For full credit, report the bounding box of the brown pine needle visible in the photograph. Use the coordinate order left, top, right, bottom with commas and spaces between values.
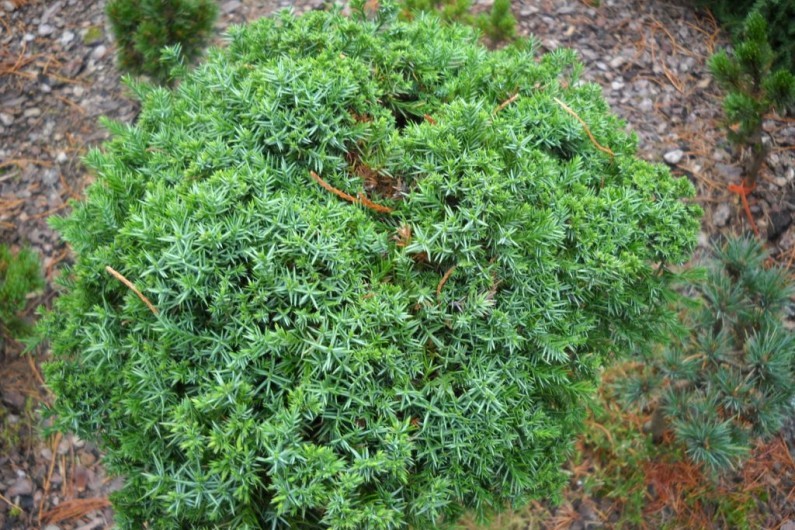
494, 92, 520, 114
553, 97, 615, 158
310, 170, 358, 203
38, 432, 62, 523
0, 493, 21, 512
436, 265, 457, 300
357, 193, 394, 214
310, 171, 393, 214
41, 497, 111, 524
105, 266, 159, 315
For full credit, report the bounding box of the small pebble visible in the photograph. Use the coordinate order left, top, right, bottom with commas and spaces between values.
714, 203, 731, 227
663, 149, 684, 165
38, 24, 55, 36
91, 45, 107, 60
60, 30, 75, 45
56, 151, 68, 164
5, 476, 33, 497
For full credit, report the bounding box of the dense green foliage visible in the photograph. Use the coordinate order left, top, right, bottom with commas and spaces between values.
0, 244, 42, 344
709, 12, 795, 181
696, 0, 795, 73
44, 3, 699, 528
106, 0, 218, 84
620, 237, 795, 473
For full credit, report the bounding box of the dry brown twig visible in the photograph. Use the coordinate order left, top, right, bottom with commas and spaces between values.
494, 92, 519, 114
105, 266, 159, 315
309, 170, 393, 214
553, 97, 615, 158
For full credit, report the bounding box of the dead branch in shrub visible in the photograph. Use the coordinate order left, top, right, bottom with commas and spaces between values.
423, 114, 437, 124
41, 497, 112, 524
310, 170, 393, 214
105, 266, 159, 315
346, 151, 403, 200
553, 97, 615, 158
436, 265, 457, 300
393, 224, 412, 247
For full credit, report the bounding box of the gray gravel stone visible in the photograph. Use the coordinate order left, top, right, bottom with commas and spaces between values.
38, 23, 55, 36
91, 45, 107, 60
5, 476, 33, 497
714, 203, 731, 227
60, 30, 75, 44
663, 149, 684, 165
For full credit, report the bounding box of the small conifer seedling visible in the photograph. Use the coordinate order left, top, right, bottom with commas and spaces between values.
620, 237, 795, 474
0, 244, 42, 346
477, 0, 516, 42
709, 11, 795, 182
400, 0, 474, 24
44, 3, 700, 528
106, 0, 218, 84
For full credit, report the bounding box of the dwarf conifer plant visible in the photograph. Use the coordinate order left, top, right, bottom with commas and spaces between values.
0, 244, 42, 345
106, 0, 218, 84
620, 237, 795, 473
44, 3, 700, 528
476, 0, 516, 42
709, 12, 795, 181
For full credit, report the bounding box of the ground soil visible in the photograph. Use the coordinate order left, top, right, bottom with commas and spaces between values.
1, 0, 794, 528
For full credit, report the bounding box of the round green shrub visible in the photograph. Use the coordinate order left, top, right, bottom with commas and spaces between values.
44, 4, 700, 529
106, 0, 218, 84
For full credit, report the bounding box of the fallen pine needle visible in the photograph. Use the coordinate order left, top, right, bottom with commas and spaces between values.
38, 432, 62, 523
105, 266, 159, 315
436, 265, 457, 299
0, 493, 21, 512
41, 497, 111, 524
494, 92, 519, 114
357, 192, 393, 214
553, 97, 615, 158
